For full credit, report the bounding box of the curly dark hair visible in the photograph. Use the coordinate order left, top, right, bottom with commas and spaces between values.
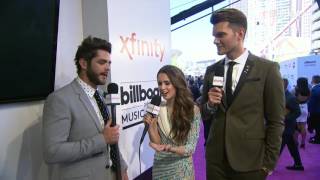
74, 36, 111, 74
157, 65, 195, 144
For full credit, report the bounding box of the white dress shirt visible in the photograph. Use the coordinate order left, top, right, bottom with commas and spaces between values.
224, 49, 249, 93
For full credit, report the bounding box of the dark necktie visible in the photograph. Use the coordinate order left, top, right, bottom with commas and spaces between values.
94, 91, 118, 172
226, 61, 236, 106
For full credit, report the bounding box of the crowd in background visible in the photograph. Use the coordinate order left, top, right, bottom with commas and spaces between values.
292, 75, 320, 146
186, 75, 203, 101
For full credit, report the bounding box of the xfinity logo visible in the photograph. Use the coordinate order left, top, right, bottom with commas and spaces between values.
120, 84, 159, 105
120, 32, 165, 62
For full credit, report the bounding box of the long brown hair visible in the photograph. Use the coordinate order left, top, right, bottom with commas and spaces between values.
157, 65, 194, 144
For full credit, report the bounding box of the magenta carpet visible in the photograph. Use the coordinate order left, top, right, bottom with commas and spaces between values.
193, 123, 320, 180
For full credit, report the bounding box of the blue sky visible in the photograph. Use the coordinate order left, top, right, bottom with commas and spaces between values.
170, 0, 232, 75
170, 0, 230, 63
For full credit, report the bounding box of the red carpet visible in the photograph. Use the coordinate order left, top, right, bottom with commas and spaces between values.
193, 124, 320, 180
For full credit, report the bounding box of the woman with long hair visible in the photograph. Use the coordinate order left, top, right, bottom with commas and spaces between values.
144, 65, 200, 179
294, 77, 310, 149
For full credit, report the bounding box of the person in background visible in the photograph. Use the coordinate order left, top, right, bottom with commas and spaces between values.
200, 8, 284, 179
43, 36, 128, 180
197, 75, 204, 89
308, 75, 320, 144
144, 65, 200, 179
189, 78, 201, 101
294, 77, 310, 149
195, 85, 211, 146
281, 78, 304, 171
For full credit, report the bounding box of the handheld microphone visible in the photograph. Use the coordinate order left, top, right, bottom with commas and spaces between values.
105, 83, 122, 180
208, 65, 225, 110
105, 83, 120, 126
139, 95, 161, 145
104, 83, 120, 104
211, 65, 224, 88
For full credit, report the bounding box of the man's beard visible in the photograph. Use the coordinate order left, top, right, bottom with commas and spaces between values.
87, 66, 105, 86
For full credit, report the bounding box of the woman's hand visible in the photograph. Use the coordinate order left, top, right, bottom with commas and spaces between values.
149, 142, 186, 156
143, 114, 161, 144
143, 114, 158, 131
149, 142, 165, 152
149, 142, 172, 152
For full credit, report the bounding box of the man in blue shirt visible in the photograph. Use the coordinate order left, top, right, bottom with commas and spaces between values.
308, 75, 320, 144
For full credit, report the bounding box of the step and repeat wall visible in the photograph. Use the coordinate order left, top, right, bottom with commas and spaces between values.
106, 1, 171, 179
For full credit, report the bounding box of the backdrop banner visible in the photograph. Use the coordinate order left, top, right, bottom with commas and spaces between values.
280, 55, 320, 89
106, 1, 171, 179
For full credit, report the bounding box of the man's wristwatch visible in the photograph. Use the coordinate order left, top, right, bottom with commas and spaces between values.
261, 167, 273, 176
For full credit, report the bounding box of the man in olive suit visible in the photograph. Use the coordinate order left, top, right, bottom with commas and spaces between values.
201, 9, 284, 180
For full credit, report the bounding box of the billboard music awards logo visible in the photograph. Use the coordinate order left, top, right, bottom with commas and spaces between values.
304, 60, 316, 67
120, 32, 165, 62
119, 84, 159, 128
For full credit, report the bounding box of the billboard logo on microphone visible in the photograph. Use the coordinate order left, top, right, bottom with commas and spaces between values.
146, 104, 160, 116
212, 76, 224, 87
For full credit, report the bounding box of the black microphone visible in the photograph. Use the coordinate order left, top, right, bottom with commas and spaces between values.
107, 83, 118, 94
105, 83, 122, 180
105, 83, 120, 126
211, 65, 224, 88
139, 95, 161, 145
208, 65, 225, 110
104, 83, 118, 97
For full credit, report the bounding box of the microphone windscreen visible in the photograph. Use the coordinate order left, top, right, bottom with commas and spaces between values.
215, 65, 224, 77
107, 83, 118, 94
150, 95, 161, 106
